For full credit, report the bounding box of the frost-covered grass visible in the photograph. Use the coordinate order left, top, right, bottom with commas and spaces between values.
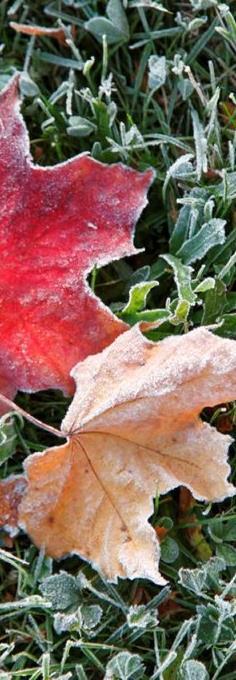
1, 1, 236, 678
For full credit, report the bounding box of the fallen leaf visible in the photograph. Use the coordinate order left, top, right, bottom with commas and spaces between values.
0, 476, 27, 535
0, 75, 153, 397
217, 413, 234, 433
18, 326, 236, 584
131, 585, 150, 606
155, 525, 168, 541
10, 22, 76, 46
0, 533, 14, 548
178, 488, 212, 561
158, 591, 186, 620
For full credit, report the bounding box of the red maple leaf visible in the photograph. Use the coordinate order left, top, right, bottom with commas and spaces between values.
0, 75, 153, 397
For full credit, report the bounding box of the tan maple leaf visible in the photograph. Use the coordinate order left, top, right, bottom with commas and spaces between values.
13, 327, 236, 583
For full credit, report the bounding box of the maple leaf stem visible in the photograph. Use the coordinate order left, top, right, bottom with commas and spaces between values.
0, 393, 64, 439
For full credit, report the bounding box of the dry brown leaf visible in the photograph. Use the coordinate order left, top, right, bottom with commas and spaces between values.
158, 591, 186, 620
178, 487, 212, 561
18, 326, 236, 584
10, 22, 76, 45
0, 476, 27, 534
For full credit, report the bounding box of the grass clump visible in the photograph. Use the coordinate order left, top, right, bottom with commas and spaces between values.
0, 0, 236, 678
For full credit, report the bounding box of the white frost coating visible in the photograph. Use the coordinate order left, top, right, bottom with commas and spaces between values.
19, 325, 236, 585
4, 73, 235, 582
87, 221, 98, 230
0, 73, 155, 396
0, 72, 30, 159
63, 325, 236, 433
0, 474, 26, 535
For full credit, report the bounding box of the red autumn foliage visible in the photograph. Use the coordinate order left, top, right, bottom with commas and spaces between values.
0, 75, 153, 398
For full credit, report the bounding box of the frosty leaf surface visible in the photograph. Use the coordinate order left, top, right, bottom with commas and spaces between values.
0, 75, 153, 397
18, 326, 236, 584
10, 22, 70, 44
0, 476, 27, 535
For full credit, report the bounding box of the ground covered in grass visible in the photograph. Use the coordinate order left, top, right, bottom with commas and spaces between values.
1, 0, 236, 678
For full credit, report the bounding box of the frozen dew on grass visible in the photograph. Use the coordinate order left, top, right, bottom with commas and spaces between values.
1, 0, 236, 678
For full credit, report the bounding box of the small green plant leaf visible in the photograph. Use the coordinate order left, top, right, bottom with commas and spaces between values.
107, 0, 129, 37
201, 279, 227, 324
126, 266, 151, 287
161, 537, 179, 564
179, 566, 207, 596
162, 254, 196, 305
216, 543, 236, 566
129, 1, 169, 10
179, 557, 226, 597
216, 313, 236, 338
148, 55, 167, 90
171, 299, 191, 325
67, 116, 97, 138
85, 0, 129, 45
194, 277, 215, 293
85, 18, 125, 44
0, 413, 21, 466
40, 572, 81, 611
197, 596, 235, 646
127, 604, 158, 629
122, 281, 159, 316
105, 651, 145, 679
118, 279, 170, 326
19, 73, 40, 97
179, 659, 209, 680
163, 154, 194, 198
191, 108, 208, 180
170, 188, 208, 254
54, 604, 103, 634
223, 520, 236, 541
177, 219, 226, 264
